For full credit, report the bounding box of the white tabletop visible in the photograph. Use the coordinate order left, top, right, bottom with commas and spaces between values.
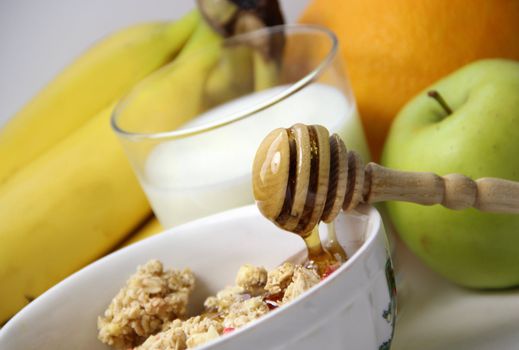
392, 237, 519, 350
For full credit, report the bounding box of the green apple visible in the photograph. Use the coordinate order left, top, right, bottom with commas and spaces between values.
381, 59, 519, 288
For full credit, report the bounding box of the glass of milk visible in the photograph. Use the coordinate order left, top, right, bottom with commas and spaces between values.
112, 25, 370, 228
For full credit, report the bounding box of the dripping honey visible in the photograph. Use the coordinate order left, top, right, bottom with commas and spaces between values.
301, 224, 347, 277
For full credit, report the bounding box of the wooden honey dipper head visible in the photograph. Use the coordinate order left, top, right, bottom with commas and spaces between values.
252, 123, 361, 235
252, 124, 519, 235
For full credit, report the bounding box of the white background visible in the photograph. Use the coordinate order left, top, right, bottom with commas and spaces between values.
0, 0, 309, 127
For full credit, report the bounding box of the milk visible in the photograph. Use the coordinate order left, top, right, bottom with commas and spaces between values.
142, 83, 369, 228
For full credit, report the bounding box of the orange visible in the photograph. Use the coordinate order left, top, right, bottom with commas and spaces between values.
300, 0, 519, 160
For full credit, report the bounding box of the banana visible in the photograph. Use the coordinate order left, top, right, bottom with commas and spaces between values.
0, 19, 226, 324
0, 103, 150, 322
204, 44, 255, 107
0, 10, 199, 185
117, 20, 223, 133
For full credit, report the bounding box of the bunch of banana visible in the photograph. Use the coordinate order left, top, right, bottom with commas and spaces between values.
0, 11, 222, 324
0, 0, 284, 324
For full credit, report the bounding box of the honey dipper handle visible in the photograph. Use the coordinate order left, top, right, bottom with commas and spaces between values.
363, 163, 519, 213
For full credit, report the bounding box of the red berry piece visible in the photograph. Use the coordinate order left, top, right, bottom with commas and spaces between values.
223, 327, 235, 334
322, 265, 339, 279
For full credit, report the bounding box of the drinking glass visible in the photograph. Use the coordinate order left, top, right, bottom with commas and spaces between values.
112, 24, 370, 228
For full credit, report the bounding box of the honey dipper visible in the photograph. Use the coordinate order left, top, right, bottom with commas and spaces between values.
252, 123, 519, 235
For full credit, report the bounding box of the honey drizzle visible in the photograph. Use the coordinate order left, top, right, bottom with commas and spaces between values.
302, 226, 336, 276
301, 222, 348, 277
324, 221, 348, 262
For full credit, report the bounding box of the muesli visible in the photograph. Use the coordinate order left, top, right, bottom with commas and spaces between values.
98, 259, 330, 349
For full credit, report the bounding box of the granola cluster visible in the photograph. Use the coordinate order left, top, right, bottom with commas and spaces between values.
97, 260, 195, 349
98, 261, 321, 350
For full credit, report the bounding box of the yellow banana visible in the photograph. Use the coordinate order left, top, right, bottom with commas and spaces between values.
0, 10, 199, 185
204, 45, 254, 107
117, 20, 223, 133
0, 19, 225, 324
0, 104, 150, 322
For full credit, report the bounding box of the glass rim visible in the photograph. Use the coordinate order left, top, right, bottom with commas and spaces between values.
111, 23, 338, 141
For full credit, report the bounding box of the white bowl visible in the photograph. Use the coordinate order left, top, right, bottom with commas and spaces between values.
0, 205, 395, 350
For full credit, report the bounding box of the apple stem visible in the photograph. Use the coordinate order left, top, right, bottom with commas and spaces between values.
427, 90, 452, 115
